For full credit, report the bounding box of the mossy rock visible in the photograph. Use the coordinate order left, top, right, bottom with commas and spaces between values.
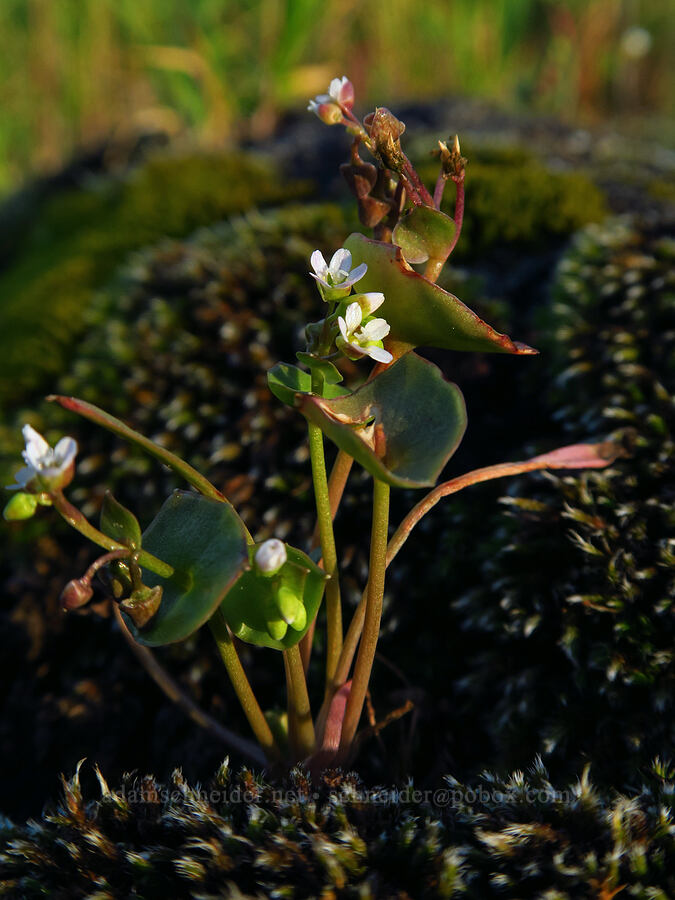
0, 151, 309, 408
0, 758, 673, 898
400, 217, 674, 786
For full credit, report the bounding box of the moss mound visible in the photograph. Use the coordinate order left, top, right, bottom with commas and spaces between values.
0, 152, 308, 407
422, 218, 674, 784
1, 759, 672, 898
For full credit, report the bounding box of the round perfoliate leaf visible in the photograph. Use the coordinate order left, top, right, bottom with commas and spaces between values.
297, 352, 467, 488
124, 491, 250, 646
3, 492, 38, 521
101, 490, 142, 549
221, 545, 327, 650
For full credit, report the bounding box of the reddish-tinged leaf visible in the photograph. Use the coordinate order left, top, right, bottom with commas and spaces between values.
344, 233, 537, 355
529, 440, 624, 469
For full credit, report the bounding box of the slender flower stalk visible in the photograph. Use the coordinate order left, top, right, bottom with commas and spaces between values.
51, 491, 173, 579
307, 419, 343, 685
302, 449, 355, 673
337, 478, 390, 760
209, 607, 281, 762
284, 645, 315, 758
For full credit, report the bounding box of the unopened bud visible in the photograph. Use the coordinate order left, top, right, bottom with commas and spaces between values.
308, 99, 343, 125
3, 492, 38, 521
266, 616, 288, 642
61, 578, 94, 610
255, 539, 287, 576
276, 586, 307, 631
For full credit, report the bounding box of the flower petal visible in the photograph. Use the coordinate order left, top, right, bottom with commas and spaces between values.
11, 466, 36, 488
365, 345, 393, 364
361, 317, 390, 342
328, 77, 345, 101
356, 292, 384, 315
344, 301, 363, 333
329, 248, 352, 280
22, 425, 50, 468
337, 316, 349, 341
54, 436, 78, 467
310, 250, 328, 278
343, 262, 367, 287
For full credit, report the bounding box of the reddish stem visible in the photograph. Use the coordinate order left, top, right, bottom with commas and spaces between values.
446, 173, 465, 257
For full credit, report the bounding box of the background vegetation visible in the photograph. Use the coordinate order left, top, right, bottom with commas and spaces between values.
0, 0, 672, 195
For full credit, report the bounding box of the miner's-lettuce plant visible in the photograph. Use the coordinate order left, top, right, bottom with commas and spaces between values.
4, 78, 622, 770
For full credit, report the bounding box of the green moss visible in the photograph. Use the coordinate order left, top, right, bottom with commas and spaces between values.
0, 152, 309, 408
1, 758, 672, 898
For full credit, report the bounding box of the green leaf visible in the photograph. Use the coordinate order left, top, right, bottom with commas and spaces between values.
221, 545, 327, 650
267, 362, 311, 406
297, 353, 467, 488
125, 491, 250, 646
344, 233, 537, 355
48, 395, 227, 502
392, 205, 456, 265
268, 361, 348, 406
100, 491, 142, 549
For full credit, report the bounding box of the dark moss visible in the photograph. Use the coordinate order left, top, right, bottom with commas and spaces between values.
1, 758, 672, 898
409, 218, 674, 786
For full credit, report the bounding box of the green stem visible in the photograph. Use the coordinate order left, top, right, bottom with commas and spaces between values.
51, 491, 173, 579
301, 448, 354, 673
284, 645, 315, 759
307, 421, 343, 686
209, 607, 280, 762
337, 478, 389, 760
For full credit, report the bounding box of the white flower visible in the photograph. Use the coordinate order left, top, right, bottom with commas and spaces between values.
307, 76, 354, 123
255, 538, 287, 576
8, 425, 78, 493
310, 248, 367, 300
337, 301, 393, 364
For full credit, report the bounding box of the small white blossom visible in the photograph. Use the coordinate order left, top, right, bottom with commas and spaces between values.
307, 76, 354, 123
8, 425, 78, 493
337, 301, 393, 364
255, 538, 287, 576
310, 248, 367, 300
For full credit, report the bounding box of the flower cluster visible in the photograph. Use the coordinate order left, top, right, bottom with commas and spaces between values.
309, 248, 393, 364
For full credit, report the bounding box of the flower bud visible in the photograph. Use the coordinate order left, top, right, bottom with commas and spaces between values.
61, 578, 94, 610
276, 586, 307, 631
266, 616, 288, 642
255, 538, 287, 576
3, 492, 38, 521
307, 99, 343, 125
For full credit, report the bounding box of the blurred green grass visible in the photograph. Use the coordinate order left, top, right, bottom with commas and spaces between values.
0, 0, 672, 196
